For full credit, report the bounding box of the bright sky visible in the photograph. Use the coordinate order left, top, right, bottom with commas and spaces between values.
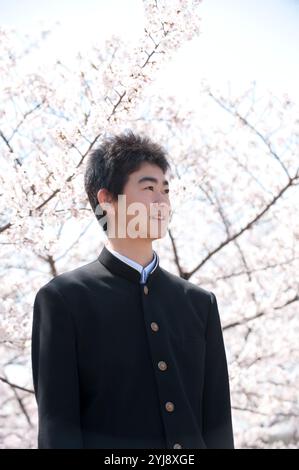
1, 0, 299, 100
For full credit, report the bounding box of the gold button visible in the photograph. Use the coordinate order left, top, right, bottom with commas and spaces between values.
144, 285, 149, 295
151, 322, 159, 332
173, 443, 182, 449
158, 361, 167, 371
165, 401, 175, 412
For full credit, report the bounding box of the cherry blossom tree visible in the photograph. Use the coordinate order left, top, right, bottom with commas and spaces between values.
1, 0, 298, 449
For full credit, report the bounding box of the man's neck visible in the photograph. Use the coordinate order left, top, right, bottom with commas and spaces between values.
106, 238, 154, 268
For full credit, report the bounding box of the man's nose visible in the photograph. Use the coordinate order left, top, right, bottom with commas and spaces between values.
152, 200, 171, 217
155, 191, 169, 203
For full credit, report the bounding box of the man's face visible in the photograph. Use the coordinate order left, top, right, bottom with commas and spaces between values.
109, 162, 172, 240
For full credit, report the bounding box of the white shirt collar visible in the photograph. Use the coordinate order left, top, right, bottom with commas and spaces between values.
105, 245, 158, 284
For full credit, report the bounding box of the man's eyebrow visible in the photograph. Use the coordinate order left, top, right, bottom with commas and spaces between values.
138, 176, 169, 186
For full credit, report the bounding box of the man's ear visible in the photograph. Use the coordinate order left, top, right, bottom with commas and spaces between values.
97, 189, 115, 217
97, 188, 111, 206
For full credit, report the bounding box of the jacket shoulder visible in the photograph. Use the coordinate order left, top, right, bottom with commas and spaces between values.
35, 259, 100, 298
159, 266, 212, 301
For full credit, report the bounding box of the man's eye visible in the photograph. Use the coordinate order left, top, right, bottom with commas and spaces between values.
144, 186, 169, 193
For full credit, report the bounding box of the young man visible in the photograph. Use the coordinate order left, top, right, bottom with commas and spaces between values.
31, 130, 234, 449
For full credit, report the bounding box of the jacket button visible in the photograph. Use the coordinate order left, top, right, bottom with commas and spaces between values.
144, 285, 149, 295
151, 322, 159, 332
165, 401, 175, 412
173, 443, 182, 449
158, 361, 167, 371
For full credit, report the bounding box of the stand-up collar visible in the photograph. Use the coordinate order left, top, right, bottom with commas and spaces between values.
98, 244, 160, 285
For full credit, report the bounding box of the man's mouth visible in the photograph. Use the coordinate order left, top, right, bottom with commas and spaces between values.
150, 215, 166, 220
150, 205, 170, 221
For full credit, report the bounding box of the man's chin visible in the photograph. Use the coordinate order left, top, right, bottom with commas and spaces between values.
148, 228, 168, 240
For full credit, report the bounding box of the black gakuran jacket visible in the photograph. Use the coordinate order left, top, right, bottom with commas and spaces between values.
31, 245, 234, 449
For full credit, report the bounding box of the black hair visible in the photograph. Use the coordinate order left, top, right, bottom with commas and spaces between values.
84, 129, 171, 231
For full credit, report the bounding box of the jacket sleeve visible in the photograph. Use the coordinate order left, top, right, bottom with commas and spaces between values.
202, 291, 234, 448
31, 282, 83, 448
